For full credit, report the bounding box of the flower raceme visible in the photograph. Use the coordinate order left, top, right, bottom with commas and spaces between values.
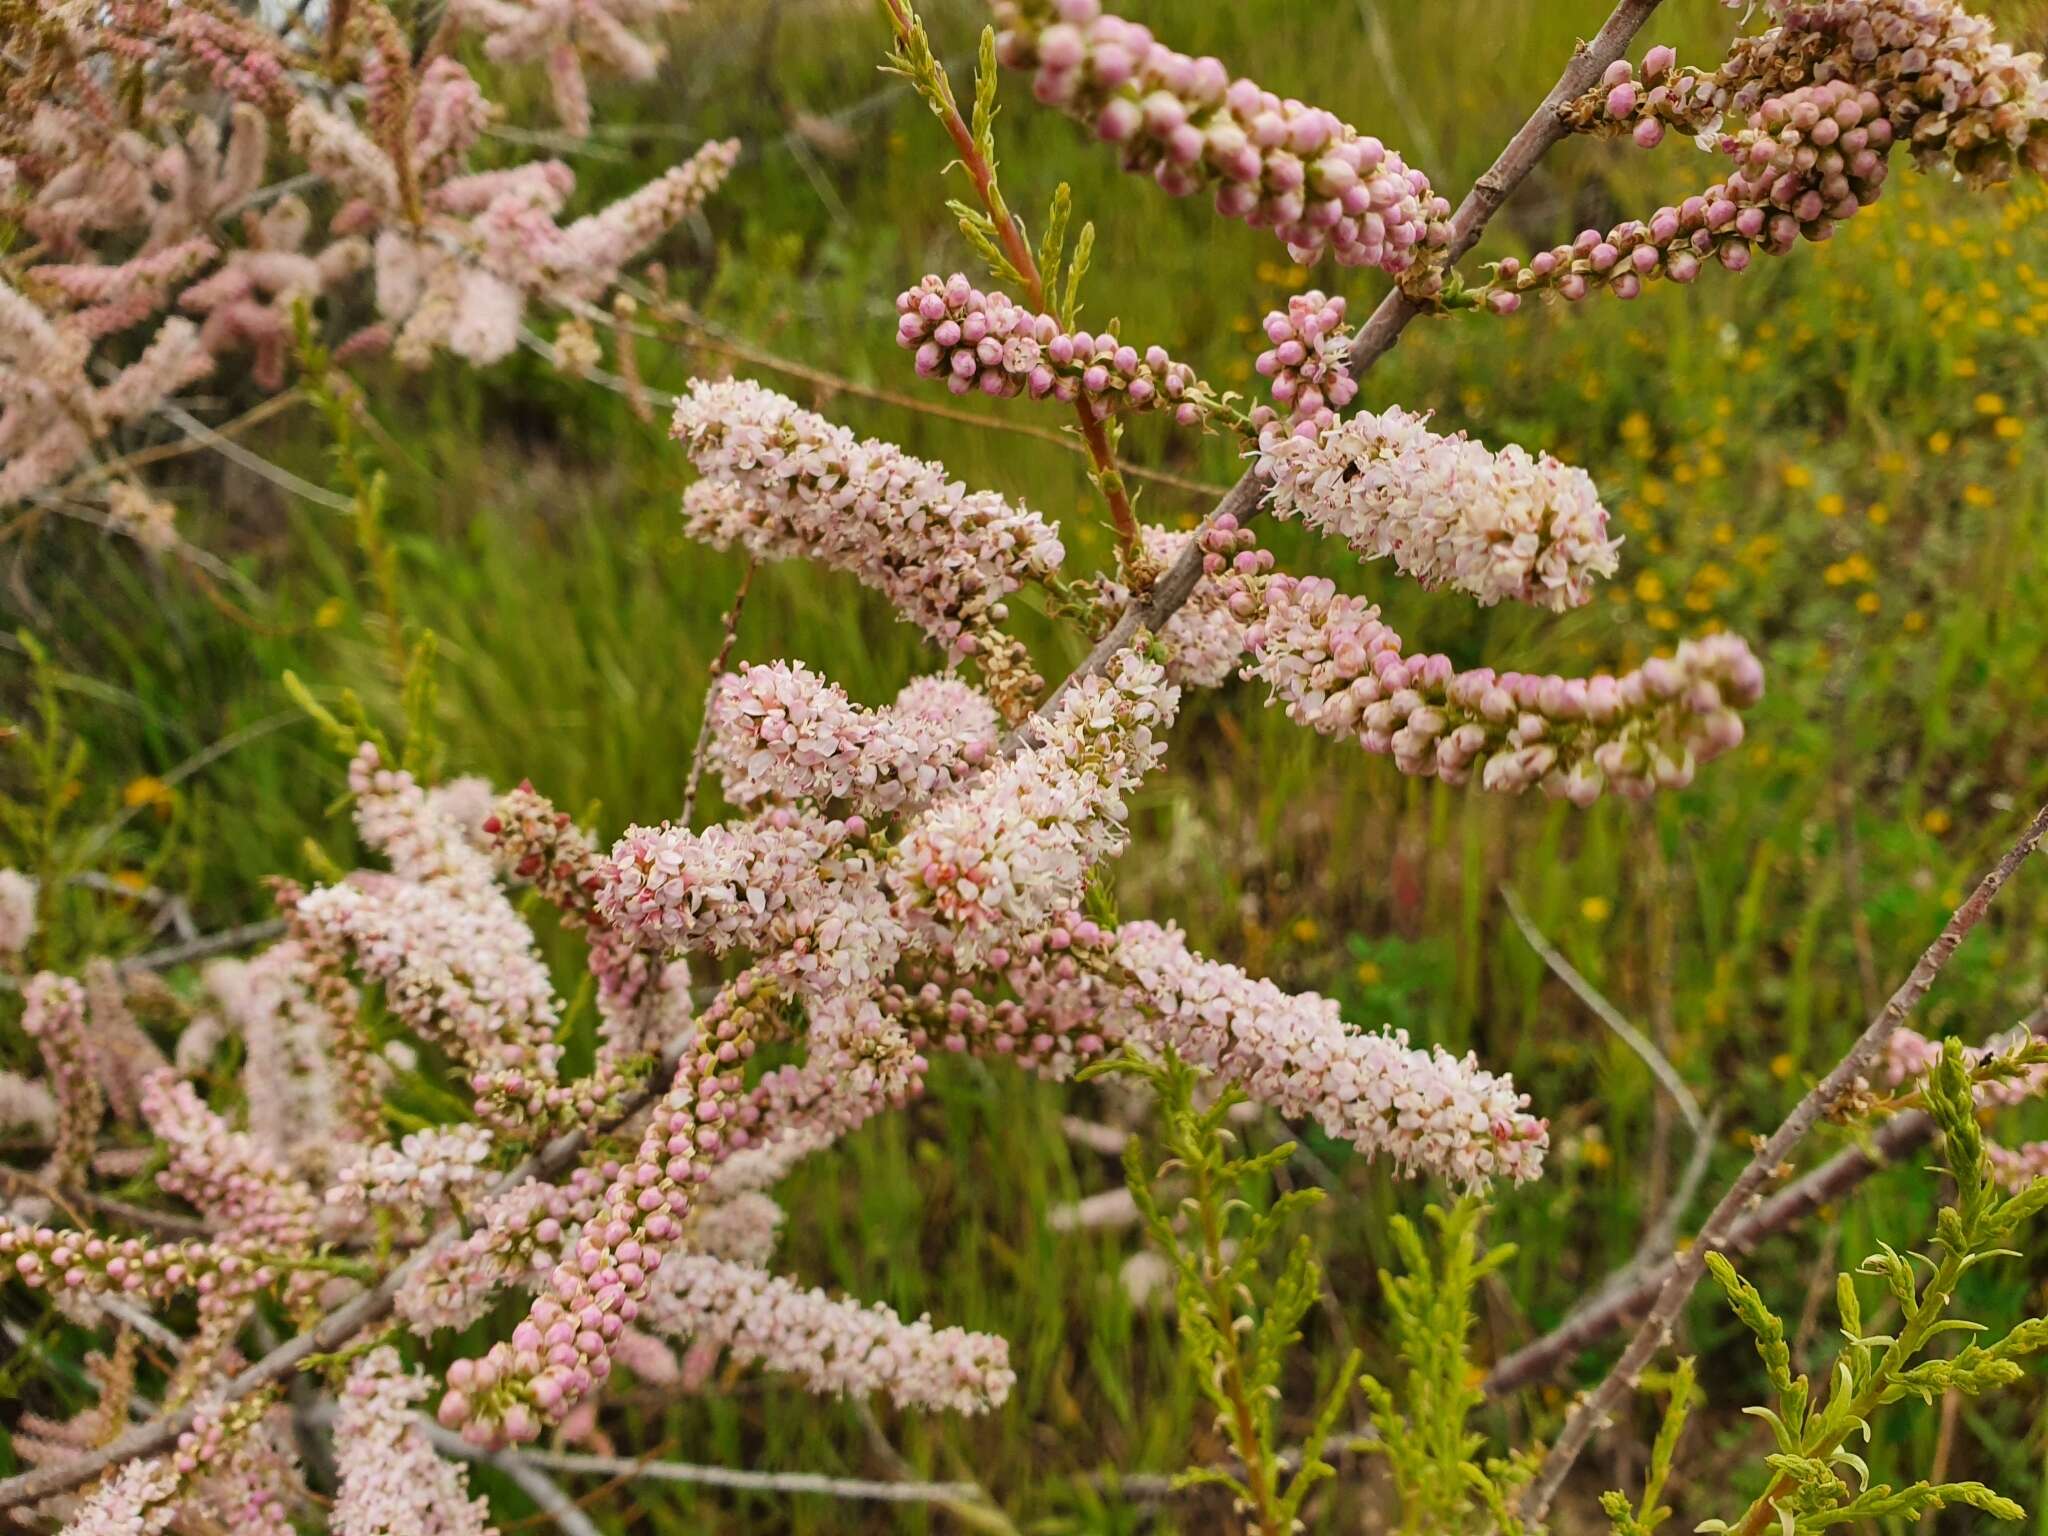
333, 1350, 496, 1536
1256, 407, 1623, 613
670, 378, 1067, 665
892, 651, 1179, 966
706, 662, 1000, 814
1186, 510, 1763, 805
445, 0, 692, 138
1254, 571, 1761, 802
641, 1255, 1016, 1415
989, 0, 1449, 274
1111, 922, 1548, 1185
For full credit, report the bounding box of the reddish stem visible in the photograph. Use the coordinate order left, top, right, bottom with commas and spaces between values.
883, 0, 1143, 575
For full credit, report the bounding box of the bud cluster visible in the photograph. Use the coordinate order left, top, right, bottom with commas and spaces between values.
989, 0, 1449, 273
1493, 0, 2047, 305
896, 273, 1208, 423
1252, 290, 1359, 436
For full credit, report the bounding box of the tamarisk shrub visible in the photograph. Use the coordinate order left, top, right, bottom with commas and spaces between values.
3, 0, 2047, 1530
0, 0, 735, 518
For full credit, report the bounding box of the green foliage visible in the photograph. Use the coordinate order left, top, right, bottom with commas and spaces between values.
1638, 1040, 2048, 1535
1086, 1047, 1360, 1534
1600, 1360, 1699, 1536
1358, 1200, 1534, 1534
0, 632, 84, 927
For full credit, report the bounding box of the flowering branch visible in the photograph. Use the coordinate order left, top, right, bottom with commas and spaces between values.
1025, 0, 1672, 733
0, 1000, 703, 1514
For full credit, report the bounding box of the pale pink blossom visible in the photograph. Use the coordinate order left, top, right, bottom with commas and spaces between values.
1099, 527, 1250, 688
140, 1074, 319, 1259
330, 1125, 498, 1221
671, 378, 1066, 659
642, 1254, 1015, 1414
1111, 921, 1548, 1185
21, 973, 100, 1186
205, 940, 366, 1175
686, 1191, 786, 1266
707, 661, 998, 813
334, 1348, 497, 1536
1241, 569, 1762, 803
892, 651, 1177, 964
446, 0, 690, 135
598, 810, 905, 998
1258, 407, 1622, 612
296, 747, 568, 1127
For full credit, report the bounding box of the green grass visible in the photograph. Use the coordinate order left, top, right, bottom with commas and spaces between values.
7, 0, 2048, 1530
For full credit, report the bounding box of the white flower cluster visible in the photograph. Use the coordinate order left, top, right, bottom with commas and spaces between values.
0, 866, 39, 955
205, 940, 363, 1176
707, 663, 999, 813
295, 747, 565, 1124
671, 379, 1066, 658
333, 1348, 497, 1536
598, 812, 907, 999
1258, 406, 1622, 613
642, 1254, 1015, 1415
1112, 922, 1549, 1185
329, 1125, 498, 1220
893, 651, 1179, 964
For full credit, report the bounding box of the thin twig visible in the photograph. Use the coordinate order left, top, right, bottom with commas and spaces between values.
445, 1438, 988, 1506
456, 1440, 606, 1536
879, 0, 1142, 570
50, 391, 309, 502
1517, 801, 2048, 1521
153, 402, 353, 513
0, 917, 292, 995
1501, 885, 1705, 1137
0, 1167, 211, 1239
1483, 991, 2048, 1398
114, 918, 290, 975
849, 1398, 1019, 1534
681, 558, 757, 826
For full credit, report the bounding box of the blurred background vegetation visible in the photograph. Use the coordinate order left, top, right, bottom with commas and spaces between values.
7, 0, 2048, 1529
